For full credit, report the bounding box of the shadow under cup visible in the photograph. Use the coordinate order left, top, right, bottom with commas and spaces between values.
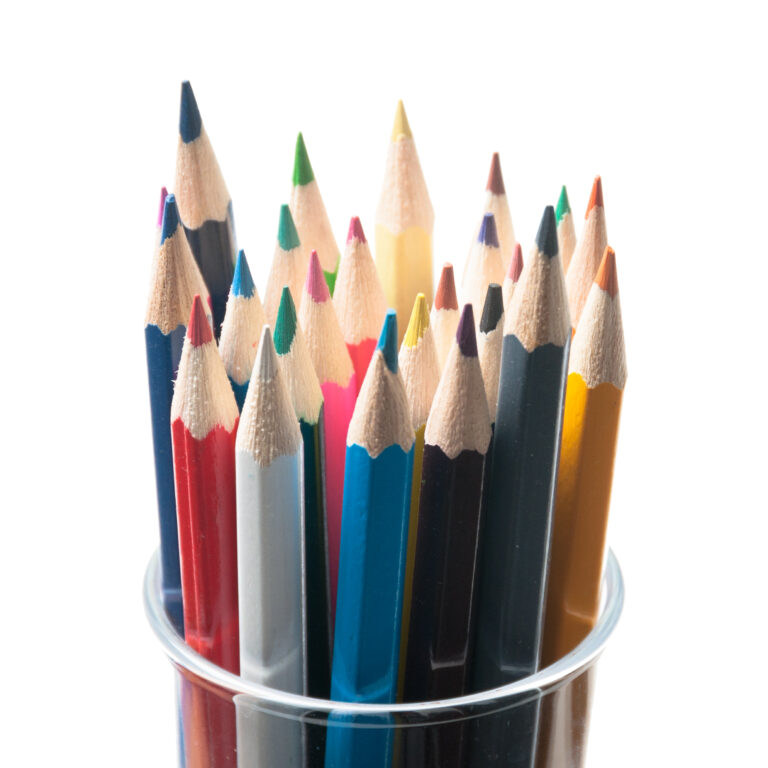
144, 550, 623, 768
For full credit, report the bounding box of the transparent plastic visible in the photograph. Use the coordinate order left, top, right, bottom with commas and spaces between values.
144, 548, 623, 768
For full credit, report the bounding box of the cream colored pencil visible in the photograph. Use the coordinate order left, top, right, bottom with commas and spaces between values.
556, 185, 577, 273
480, 152, 516, 271
263, 204, 305, 326
430, 263, 460, 372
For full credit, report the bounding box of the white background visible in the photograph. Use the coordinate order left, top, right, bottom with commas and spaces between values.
2, 1, 767, 765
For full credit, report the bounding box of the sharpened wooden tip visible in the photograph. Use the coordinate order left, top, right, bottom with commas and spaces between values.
435, 264, 458, 310
188, 294, 213, 346
595, 246, 619, 297
255, 325, 278, 380
508, 243, 523, 282
378, 310, 399, 372
586, 176, 604, 217
404, 293, 430, 347
305, 250, 330, 303
347, 216, 367, 244
179, 81, 202, 143
157, 187, 168, 227
486, 152, 505, 194
457, 304, 478, 357
293, 132, 315, 186
391, 100, 412, 141
274, 286, 298, 354
535, 206, 559, 258
479, 284, 503, 333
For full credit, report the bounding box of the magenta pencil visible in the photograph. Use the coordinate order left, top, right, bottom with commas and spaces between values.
299, 250, 357, 623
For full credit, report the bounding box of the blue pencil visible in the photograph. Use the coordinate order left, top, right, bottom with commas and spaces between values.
326, 310, 415, 768
218, 249, 265, 411
144, 193, 210, 635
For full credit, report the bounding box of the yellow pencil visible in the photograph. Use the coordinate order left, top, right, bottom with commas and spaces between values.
396, 293, 440, 697
542, 246, 627, 664
375, 101, 434, 342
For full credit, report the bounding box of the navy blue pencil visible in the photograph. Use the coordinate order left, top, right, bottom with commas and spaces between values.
144, 192, 210, 634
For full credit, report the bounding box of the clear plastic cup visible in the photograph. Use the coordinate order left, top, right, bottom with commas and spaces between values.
144, 549, 623, 768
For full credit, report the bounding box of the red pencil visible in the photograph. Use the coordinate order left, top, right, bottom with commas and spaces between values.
171, 295, 240, 766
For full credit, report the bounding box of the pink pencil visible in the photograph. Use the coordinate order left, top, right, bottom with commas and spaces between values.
299, 250, 357, 621
333, 217, 388, 395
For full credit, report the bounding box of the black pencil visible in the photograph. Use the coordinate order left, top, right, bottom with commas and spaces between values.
174, 81, 236, 337
470, 206, 570, 767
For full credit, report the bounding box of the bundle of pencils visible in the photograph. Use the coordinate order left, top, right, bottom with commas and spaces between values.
144, 80, 628, 768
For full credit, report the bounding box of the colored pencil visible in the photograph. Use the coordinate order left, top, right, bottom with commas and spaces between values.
326, 310, 414, 768
333, 216, 388, 394
375, 101, 434, 341
171, 295, 240, 768
235, 326, 305, 768
430, 263, 460, 372
154, 185, 168, 254
404, 303, 490, 710
502, 242, 524, 310
396, 292, 440, 698
263, 204, 305, 326
274, 285, 331, 699
542, 246, 626, 664
218, 250, 266, 411
477, 283, 504, 427
565, 176, 607, 329
145, 193, 210, 635
298, 250, 357, 624
481, 152, 516, 271
174, 81, 235, 337
290, 133, 340, 293
555, 185, 577, 273
470, 206, 570, 766
462, 212, 505, 323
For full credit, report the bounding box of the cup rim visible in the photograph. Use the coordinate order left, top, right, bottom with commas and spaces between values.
143, 548, 623, 715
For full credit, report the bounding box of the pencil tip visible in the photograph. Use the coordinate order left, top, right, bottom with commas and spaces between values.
479, 284, 504, 333
292, 132, 315, 186
179, 81, 202, 143
404, 293, 430, 347
478, 213, 500, 247
391, 100, 412, 141
347, 216, 367, 244
160, 193, 180, 244
535, 206, 559, 258
274, 286, 298, 354
232, 250, 255, 298
556, 185, 571, 223
306, 250, 330, 303
486, 152, 505, 194
595, 246, 619, 298
157, 187, 169, 227
277, 204, 301, 251
434, 264, 458, 310
507, 242, 524, 282
586, 176, 603, 217
255, 325, 278, 380
378, 310, 399, 372
188, 295, 213, 347
457, 304, 478, 357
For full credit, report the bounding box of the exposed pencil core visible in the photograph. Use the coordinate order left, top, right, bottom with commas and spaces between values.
179, 81, 202, 143
161, 194, 180, 244
404, 294, 430, 348
479, 284, 504, 333
277, 204, 301, 251
595, 246, 619, 297
274, 287, 298, 354
347, 216, 366, 243
378, 311, 399, 373
188, 294, 213, 346
457, 304, 478, 357
586, 176, 604, 217
157, 187, 168, 227
232, 250, 255, 298
306, 250, 330, 302
391, 100, 412, 140
292, 132, 315, 186
507, 243, 524, 282
435, 264, 458, 310
486, 152, 505, 194
535, 206, 559, 258
556, 185, 571, 223
478, 213, 500, 247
